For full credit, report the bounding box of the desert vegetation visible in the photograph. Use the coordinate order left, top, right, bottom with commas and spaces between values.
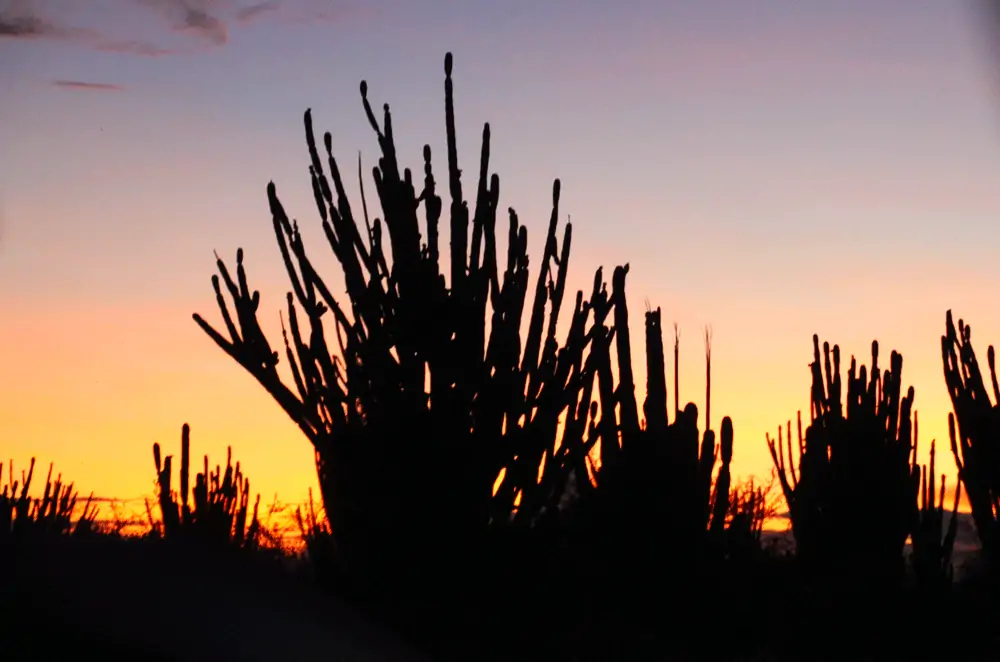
6, 53, 1000, 660
1, 458, 98, 541
151, 423, 262, 549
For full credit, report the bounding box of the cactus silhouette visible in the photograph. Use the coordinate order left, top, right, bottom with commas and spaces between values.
152, 423, 260, 549
0, 458, 97, 541
192, 53, 632, 598
768, 334, 919, 585
909, 417, 961, 590
575, 305, 735, 552
190, 47, 748, 622
942, 310, 1000, 565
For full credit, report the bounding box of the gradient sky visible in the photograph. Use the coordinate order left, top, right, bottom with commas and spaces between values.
3, 0, 1000, 511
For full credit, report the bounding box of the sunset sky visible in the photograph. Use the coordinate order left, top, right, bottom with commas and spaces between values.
3, 0, 1000, 511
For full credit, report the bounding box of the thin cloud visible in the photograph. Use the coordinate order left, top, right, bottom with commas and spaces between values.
137, 0, 228, 46
0, 0, 190, 55
2, 0, 369, 58
0, 1, 84, 41
277, 2, 377, 26
0, 11, 54, 38
143, 0, 368, 35
236, 0, 279, 24
94, 38, 179, 57
0, 1, 167, 53
52, 80, 125, 92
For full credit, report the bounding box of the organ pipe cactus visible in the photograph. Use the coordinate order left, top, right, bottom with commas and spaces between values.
571, 303, 736, 569
941, 310, 1000, 564
193, 53, 630, 593
0, 458, 97, 541
192, 51, 741, 599
909, 416, 961, 589
152, 423, 260, 549
768, 335, 919, 584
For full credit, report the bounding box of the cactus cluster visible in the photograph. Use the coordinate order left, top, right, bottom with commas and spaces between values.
942, 310, 1000, 567
768, 335, 920, 584
766, 333, 965, 589
0, 458, 97, 541
910, 426, 961, 589
181, 51, 1000, 660
193, 53, 750, 600
151, 423, 261, 549
572, 305, 739, 565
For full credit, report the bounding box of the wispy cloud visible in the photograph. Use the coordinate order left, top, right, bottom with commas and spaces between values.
235, 0, 279, 24
94, 38, 179, 57
0, 9, 53, 38
136, 0, 228, 46
0, 1, 93, 42
52, 79, 125, 92
0, 0, 361, 57
132, 0, 367, 47
0, 1, 134, 52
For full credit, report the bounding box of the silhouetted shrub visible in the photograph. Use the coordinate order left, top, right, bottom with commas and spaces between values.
0, 458, 97, 542
910, 429, 961, 590
150, 423, 261, 550
942, 310, 1000, 573
768, 335, 918, 587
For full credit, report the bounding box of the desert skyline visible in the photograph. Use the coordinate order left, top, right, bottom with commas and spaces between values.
3, 0, 1000, 506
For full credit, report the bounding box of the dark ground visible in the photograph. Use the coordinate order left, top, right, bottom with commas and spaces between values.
1, 536, 426, 661
3, 522, 1000, 661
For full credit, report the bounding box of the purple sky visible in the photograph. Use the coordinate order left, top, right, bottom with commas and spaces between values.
2, 0, 1000, 502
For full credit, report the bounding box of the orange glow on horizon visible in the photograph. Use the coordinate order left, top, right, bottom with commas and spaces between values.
1, 278, 989, 525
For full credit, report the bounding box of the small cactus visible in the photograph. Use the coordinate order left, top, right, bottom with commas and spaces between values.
152, 423, 260, 549
0, 458, 97, 542
910, 420, 961, 589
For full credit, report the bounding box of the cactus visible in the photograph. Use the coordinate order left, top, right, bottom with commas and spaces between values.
768, 334, 919, 585
0, 458, 98, 541
568, 301, 738, 573
151, 423, 260, 549
909, 415, 961, 589
941, 310, 1000, 564
188, 56, 760, 656
192, 53, 633, 596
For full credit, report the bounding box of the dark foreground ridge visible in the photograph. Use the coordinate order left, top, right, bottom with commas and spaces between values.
2, 537, 425, 661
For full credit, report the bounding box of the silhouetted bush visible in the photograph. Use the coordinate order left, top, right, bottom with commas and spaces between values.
0, 457, 97, 543
942, 310, 1000, 574
910, 427, 962, 590
768, 335, 918, 588
150, 423, 261, 550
